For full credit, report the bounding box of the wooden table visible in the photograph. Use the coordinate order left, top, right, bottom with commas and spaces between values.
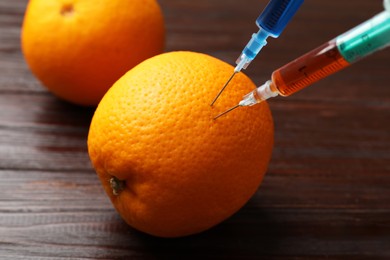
1, 0, 389, 258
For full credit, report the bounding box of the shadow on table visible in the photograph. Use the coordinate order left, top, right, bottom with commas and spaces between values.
32, 94, 96, 128
119, 205, 282, 258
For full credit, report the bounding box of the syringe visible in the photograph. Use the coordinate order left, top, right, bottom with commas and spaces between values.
210, 0, 304, 106
215, 2, 390, 120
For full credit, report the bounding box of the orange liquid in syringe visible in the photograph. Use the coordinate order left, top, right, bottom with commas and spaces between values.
271, 40, 350, 96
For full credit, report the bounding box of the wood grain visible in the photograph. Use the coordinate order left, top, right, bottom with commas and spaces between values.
1, 0, 389, 258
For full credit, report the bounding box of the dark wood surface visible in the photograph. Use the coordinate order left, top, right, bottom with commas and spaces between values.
1, 0, 390, 258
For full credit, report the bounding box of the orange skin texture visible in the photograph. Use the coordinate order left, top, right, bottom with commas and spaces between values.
88, 51, 274, 237
21, 0, 165, 106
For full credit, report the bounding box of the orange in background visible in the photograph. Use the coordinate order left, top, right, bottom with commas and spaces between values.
21, 0, 165, 106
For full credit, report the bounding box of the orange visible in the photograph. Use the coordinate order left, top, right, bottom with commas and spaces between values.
21, 0, 165, 106
87, 51, 274, 237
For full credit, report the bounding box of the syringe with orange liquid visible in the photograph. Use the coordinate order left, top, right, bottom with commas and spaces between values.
215, 0, 390, 119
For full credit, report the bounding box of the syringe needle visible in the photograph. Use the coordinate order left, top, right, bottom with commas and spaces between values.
211, 0, 303, 107
213, 104, 240, 120
210, 71, 237, 106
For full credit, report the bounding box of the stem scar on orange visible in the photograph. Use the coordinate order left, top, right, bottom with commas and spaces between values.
87, 51, 274, 238
21, 0, 165, 106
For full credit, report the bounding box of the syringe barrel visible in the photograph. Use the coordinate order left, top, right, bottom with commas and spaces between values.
271, 8, 390, 97
271, 40, 349, 97
235, 0, 304, 71
256, 0, 304, 37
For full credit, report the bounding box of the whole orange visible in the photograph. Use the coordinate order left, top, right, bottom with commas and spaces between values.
21, 0, 165, 106
87, 51, 274, 237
